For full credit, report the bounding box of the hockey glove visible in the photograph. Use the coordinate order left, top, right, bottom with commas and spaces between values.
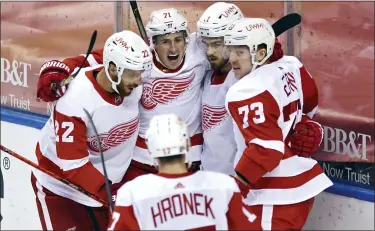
290, 115, 323, 157
37, 60, 71, 102
188, 161, 201, 172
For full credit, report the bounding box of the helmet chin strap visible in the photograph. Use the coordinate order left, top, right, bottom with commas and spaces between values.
250, 53, 259, 73
111, 82, 120, 94
218, 45, 232, 73
104, 66, 123, 94
220, 57, 231, 72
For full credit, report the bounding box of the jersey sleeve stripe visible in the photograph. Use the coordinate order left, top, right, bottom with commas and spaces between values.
249, 138, 284, 154
59, 157, 89, 171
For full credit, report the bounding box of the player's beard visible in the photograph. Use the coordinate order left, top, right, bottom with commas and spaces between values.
116, 81, 131, 97
209, 56, 229, 73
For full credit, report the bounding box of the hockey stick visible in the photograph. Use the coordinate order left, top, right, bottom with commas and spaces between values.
129, 1, 149, 44
272, 13, 301, 37
0, 145, 108, 207
51, 30, 98, 91
83, 109, 114, 214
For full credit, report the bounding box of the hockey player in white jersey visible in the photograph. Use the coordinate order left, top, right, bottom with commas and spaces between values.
31, 31, 152, 231
223, 18, 332, 230
130, 8, 210, 177
109, 114, 256, 230
197, 2, 325, 175
36, 8, 210, 181
197, 2, 243, 175
35, 4, 323, 184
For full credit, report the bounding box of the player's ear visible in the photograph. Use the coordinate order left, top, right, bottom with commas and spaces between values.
256, 48, 267, 62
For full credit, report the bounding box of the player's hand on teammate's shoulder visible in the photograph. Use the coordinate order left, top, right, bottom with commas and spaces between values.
37, 60, 71, 102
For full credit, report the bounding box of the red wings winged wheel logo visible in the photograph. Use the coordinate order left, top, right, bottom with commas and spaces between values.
141, 73, 195, 110
87, 116, 139, 152
202, 104, 229, 131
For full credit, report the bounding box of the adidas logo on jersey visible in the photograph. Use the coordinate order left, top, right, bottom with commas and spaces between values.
174, 182, 185, 189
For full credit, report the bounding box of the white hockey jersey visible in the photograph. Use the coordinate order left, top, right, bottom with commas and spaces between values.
134, 33, 210, 165
225, 56, 333, 205
201, 70, 238, 175
33, 65, 141, 207
109, 171, 255, 230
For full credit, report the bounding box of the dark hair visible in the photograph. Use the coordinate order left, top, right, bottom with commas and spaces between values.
257, 43, 267, 53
